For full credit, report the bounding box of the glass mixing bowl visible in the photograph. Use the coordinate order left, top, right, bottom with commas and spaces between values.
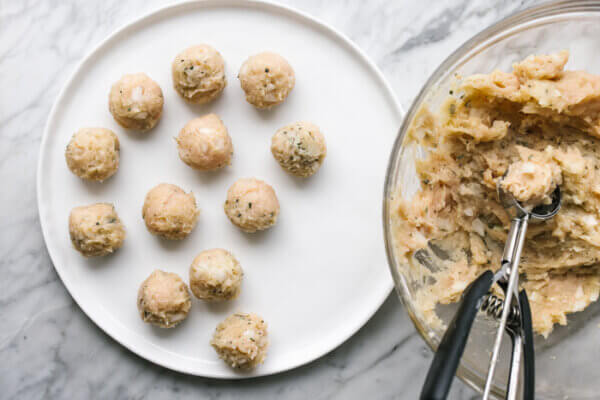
383, 1, 600, 398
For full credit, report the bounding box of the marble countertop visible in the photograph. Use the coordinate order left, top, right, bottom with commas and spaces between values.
0, 0, 541, 398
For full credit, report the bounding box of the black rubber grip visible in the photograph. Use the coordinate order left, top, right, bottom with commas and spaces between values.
519, 289, 535, 400
420, 270, 494, 400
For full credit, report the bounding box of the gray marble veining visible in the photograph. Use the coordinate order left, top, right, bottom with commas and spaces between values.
0, 0, 541, 398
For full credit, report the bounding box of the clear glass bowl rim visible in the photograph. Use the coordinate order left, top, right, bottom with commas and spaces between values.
382, 0, 600, 397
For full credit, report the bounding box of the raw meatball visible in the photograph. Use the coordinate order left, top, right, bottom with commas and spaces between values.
211, 312, 268, 369
271, 121, 327, 177
176, 114, 233, 171
224, 178, 280, 232
137, 270, 191, 328
142, 183, 199, 239
69, 203, 125, 257
172, 44, 227, 104
108, 73, 164, 131
189, 249, 243, 301
238, 52, 295, 109
65, 128, 120, 181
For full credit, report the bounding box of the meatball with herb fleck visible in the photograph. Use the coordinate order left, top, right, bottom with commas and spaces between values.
65, 127, 120, 181
109, 73, 164, 131
211, 312, 268, 369
224, 178, 279, 233
189, 248, 243, 301
69, 203, 125, 257
142, 183, 199, 240
137, 270, 191, 328
172, 44, 227, 104
176, 114, 233, 171
238, 52, 295, 109
271, 121, 326, 177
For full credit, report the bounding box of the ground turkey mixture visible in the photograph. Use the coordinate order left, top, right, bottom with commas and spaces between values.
391, 51, 600, 337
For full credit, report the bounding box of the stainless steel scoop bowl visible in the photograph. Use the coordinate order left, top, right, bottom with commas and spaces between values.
497, 183, 562, 221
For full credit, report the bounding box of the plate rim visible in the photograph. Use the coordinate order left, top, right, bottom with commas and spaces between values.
37, 0, 404, 378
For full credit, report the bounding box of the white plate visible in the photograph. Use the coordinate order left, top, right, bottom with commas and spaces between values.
37, 0, 402, 378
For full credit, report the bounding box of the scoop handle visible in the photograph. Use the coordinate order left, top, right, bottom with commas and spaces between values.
420, 270, 494, 400
519, 289, 535, 400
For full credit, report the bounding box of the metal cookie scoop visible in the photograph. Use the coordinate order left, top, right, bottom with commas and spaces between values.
481, 183, 560, 400
420, 176, 561, 400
